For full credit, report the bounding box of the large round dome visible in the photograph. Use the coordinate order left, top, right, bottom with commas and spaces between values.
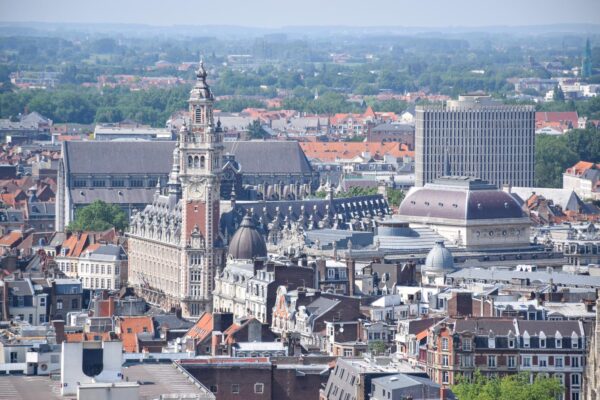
228, 214, 267, 260
424, 241, 454, 271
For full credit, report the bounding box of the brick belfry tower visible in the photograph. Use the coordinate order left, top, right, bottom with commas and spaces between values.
178, 60, 224, 316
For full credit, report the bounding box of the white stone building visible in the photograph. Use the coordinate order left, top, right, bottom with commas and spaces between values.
78, 244, 127, 290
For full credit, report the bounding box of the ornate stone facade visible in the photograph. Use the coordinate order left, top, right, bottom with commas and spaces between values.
127, 61, 225, 318
586, 299, 600, 400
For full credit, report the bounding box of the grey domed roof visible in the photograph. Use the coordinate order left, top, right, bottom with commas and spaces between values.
424, 241, 454, 271
398, 177, 525, 221
228, 214, 267, 260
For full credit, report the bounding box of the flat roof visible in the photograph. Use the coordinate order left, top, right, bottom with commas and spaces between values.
122, 363, 213, 399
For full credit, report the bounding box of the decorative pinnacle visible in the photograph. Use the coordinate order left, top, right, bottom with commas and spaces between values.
196, 57, 207, 81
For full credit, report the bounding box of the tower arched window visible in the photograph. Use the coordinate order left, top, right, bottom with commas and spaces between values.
200, 156, 205, 169
188, 156, 193, 167
195, 107, 202, 124
193, 156, 200, 168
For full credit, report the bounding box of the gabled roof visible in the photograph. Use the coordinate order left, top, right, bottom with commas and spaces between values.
118, 316, 154, 352
223, 141, 313, 174
535, 111, 579, 127
63, 141, 175, 175
185, 312, 213, 343
0, 230, 24, 247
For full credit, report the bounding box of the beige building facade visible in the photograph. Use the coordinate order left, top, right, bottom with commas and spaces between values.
127, 61, 225, 318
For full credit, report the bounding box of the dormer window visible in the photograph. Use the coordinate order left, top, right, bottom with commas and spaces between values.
523, 331, 530, 348
556, 331, 563, 348
572, 332, 579, 349
540, 331, 546, 348
488, 334, 495, 349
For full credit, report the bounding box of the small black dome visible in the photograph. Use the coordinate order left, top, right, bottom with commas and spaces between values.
228, 214, 267, 260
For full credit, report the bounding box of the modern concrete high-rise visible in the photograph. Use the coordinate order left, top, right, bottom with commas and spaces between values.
415, 94, 535, 188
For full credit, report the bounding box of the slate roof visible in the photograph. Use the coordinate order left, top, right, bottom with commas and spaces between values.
399, 177, 526, 221
63, 141, 176, 175
448, 268, 600, 287
69, 187, 158, 206
517, 320, 583, 337
220, 195, 389, 237
453, 318, 516, 335
223, 141, 313, 174
28, 202, 55, 216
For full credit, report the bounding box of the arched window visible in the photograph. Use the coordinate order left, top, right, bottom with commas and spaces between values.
188, 156, 193, 167
193, 156, 199, 168
195, 107, 202, 124
200, 156, 205, 168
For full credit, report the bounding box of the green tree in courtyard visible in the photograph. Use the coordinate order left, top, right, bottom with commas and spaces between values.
67, 200, 128, 232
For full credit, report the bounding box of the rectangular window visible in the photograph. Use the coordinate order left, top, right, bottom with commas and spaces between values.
442, 371, 449, 384
130, 179, 144, 187
508, 356, 516, 368
556, 338, 562, 348
539, 357, 548, 367
231, 384, 239, 394
254, 383, 264, 394
572, 356, 580, 368
540, 338, 546, 348
111, 179, 125, 187
522, 356, 531, 367
488, 356, 497, 368
56, 300, 63, 310
39, 314, 46, 324
210, 385, 218, 394
571, 374, 580, 386
442, 338, 449, 351
148, 178, 158, 187
73, 179, 87, 187
462, 339, 472, 351
92, 180, 106, 187
39, 297, 46, 307
71, 299, 78, 309
556, 357, 563, 368
442, 355, 449, 366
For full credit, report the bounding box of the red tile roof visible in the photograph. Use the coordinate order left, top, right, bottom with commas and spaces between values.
536, 111, 579, 128
566, 161, 600, 176
0, 231, 23, 248
185, 312, 213, 343
299, 142, 413, 162
117, 316, 154, 353
64, 332, 112, 342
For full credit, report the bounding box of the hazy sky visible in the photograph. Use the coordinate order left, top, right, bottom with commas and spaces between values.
1, 0, 600, 28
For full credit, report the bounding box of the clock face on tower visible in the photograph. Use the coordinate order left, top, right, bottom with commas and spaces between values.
188, 182, 205, 201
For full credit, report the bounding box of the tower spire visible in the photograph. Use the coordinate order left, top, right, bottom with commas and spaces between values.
168, 136, 182, 196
